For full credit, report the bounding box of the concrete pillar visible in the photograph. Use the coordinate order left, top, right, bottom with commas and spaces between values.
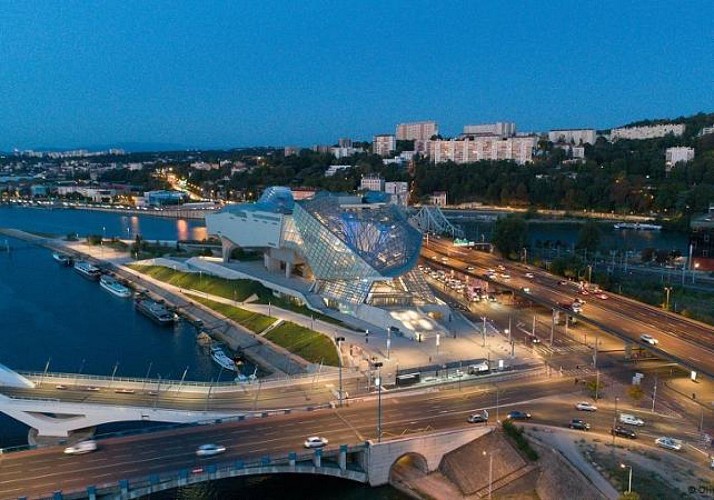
339, 445, 348, 471
87, 486, 97, 500
289, 451, 297, 467
119, 479, 129, 496
285, 262, 292, 278
313, 448, 322, 468
221, 239, 233, 262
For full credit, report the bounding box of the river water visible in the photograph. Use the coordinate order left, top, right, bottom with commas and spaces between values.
0, 207, 403, 499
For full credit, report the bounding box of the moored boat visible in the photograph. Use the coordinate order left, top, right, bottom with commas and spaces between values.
99, 275, 132, 298
210, 345, 240, 372
135, 297, 176, 326
613, 222, 662, 230
52, 252, 73, 266
73, 260, 101, 281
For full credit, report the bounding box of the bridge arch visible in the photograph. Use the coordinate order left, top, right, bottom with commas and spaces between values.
389, 451, 428, 485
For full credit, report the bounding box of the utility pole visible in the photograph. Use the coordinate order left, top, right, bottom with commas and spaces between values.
550, 310, 555, 347
482, 317, 486, 347
652, 376, 657, 413
595, 370, 600, 401
373, 361, 384, 442
335, 336, 345, 407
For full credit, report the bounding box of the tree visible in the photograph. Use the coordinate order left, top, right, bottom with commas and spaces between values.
492, 215, 528, 260
627, 384, 645, 402
576, 221, 602, 253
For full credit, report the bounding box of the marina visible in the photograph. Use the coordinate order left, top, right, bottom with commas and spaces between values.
99, 274, 132, 298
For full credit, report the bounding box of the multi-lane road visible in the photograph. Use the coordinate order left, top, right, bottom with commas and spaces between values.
2, 371, 695, 499
422, 238, 714, 379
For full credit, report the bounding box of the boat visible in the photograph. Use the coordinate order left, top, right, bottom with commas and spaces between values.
73, 260, 102, 281
613, 222, 662, 231
210, 345, 240, 372
134, 297, 177, 326
99, 275, 132, 298
196, 331, 213, 346
52, 252, 73, 266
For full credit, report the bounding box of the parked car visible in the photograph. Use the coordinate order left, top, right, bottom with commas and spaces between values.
611, 426, 637, 439
575, 402, 598, 412
195, 443, 226, 457
619, 413, 645, 426
64, 440, 97, 455
304, 436, 329, 449
569, 419, 590, 431
655, 436, 683, 451
640, 334, 659, 345
467, 410, 489, 423
506, 410, 531, 420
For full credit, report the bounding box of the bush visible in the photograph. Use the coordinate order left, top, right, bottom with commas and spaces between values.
502, 420, 539, 461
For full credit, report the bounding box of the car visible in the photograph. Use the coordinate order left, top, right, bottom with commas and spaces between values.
467, 266, 475, 271
506, 410, 531, 420
521, 287, 531, 294
497, 265, 506, 272
525, 272, 534, 279
64, 440, 98, 455
640, 334, 659, 345
576, 402, 598, 412
655, 436, 683, 451
500, 273, 511, 280
304, 436, 328, 449
526, 335, 540, 344
619, 414, 645, 426
580, 290, 589, 296
487, 294, 497, 302
596, 293, 609, 300
195, 443, 226, 457
611, 426, 637, 439
558, 280, 569, 286
569, 419, 590, 431
467, 410, 489, 423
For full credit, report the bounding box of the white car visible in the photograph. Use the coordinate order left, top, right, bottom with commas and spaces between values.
619, 414, 645, 426
525, 272, 534, 279
640, 334, 659, 345
655, 436, 683, 451
575, 402, 598, 412
195, 443, 226, 457
64, 440, 97, 455
304, 436, 328, 449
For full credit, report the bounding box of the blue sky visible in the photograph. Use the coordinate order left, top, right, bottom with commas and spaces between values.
1, 1, 713, 151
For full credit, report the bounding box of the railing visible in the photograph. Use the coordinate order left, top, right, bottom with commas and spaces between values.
36, 444, 368, 499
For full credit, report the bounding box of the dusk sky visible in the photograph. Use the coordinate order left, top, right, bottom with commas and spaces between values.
2, 1, 713, 151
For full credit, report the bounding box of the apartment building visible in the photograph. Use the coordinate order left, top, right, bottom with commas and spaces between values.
414, 136, 537, 165
462, 122, 516, 138
610, 123, 685, 140
373, 134, 397, 157
360, 174, 385, 192
665, 147, 695, 170
396, 121, 439, 141
548, 129, 597, 145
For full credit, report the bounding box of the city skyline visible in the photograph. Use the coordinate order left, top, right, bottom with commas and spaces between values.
2, 1, 713, 151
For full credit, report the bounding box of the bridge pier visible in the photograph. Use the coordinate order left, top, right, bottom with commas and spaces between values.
339, 444, 347, 471
289, 451, 297, 467
87, 486, 97, 500
313, 448, 322, 468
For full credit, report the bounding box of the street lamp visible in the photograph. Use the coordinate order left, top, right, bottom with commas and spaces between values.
612, 397, 619, 445
373, 361, 384, 442
620, 463, 633, 494
482, 451, 493, 499
664, 286, 672, 311
335, 336, 345, 407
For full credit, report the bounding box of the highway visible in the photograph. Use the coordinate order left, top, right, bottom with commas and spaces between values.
421, 238, 714, 379
1, 371, 704, 499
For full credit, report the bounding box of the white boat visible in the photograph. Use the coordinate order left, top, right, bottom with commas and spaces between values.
210, 345, 239, 372
613, 222, 662, 230
99, 275, 132, 298
73, 260, 101, 281
52, 252, 73, 266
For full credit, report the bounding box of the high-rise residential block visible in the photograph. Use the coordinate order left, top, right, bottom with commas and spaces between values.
373, 134, 397, 157
396, 121, 439, 141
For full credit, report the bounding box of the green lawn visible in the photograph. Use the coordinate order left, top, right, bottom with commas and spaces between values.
191, 296, 275, 334
265, 322, 339, 366
129, 264, 344, 326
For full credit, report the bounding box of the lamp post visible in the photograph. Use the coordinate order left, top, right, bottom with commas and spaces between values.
436, 333, 440, 358
335, 336, 345, 407
664, 286, 672, 311
620, 463, 633, 494
373, 361, 384, 442
482, 316, 487, 347
612, 397, 619, 445
482, 451, 493, 499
